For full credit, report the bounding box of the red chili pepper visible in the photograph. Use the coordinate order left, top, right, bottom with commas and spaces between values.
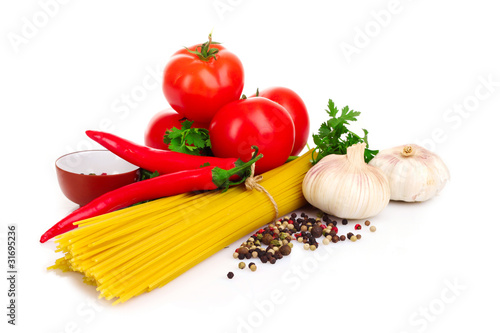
86, 130, 240, 175
39, 147, 263, 243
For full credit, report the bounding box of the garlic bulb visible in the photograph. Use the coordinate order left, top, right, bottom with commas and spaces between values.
368, 144, 450, 202
302, 143, 390, 219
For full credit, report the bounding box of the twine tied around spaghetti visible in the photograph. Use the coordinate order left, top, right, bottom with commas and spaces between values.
244, 163, 279, 221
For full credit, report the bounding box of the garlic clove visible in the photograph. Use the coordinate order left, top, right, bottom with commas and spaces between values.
302, 143, 390, 219
368, 144, 450, 202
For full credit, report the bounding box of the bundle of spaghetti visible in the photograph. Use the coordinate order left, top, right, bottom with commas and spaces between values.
49, 151, 312, 304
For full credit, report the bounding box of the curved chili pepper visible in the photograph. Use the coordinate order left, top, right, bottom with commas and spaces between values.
86, 130, 239, 175
40, 148, 262, 243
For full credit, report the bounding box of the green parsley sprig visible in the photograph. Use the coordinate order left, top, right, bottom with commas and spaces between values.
164, 120, 212, 156
311, 100, 378, 165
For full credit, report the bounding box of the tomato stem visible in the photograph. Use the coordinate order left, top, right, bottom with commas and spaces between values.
185, 33, 220, 62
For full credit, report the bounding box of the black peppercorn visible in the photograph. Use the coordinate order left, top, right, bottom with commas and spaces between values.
342, 219, 348, 225
227, 272, 234, 279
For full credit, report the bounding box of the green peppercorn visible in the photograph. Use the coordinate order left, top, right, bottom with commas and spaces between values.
233, 252, 239, 259
350, 235, 357, 242
249, 263, 257, 271
238, 262, 246, 269
270, 239, 280, 246
370, 226, 376, 232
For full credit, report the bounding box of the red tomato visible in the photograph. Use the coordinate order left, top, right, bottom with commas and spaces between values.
162, 38, 244, 123
254, 87, 310, 156
209, 97, 295, 175
144, 109, 208, 150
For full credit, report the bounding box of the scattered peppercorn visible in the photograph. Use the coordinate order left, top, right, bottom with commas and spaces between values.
279, 244, 291, 256
261, 233, 274, 245
238, 247, 249, 256
311, 225, 323, 238
230, 210, 378, 274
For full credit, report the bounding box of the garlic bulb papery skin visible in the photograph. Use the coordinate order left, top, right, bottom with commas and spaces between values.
302, 143, 390, 219
368, 144, 450, 202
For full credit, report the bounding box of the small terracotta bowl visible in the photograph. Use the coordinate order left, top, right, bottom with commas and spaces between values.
55, 150, 141, 206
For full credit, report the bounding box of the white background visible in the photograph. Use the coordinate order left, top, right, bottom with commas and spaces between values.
1, 0, 499, 332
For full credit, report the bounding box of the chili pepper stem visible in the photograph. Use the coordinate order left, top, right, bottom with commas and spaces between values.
212, 146, 263, 191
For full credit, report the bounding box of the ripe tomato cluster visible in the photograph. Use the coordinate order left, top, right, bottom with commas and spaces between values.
144, 34, 310, 174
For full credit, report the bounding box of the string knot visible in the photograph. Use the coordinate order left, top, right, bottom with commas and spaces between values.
244, 163, 279, 221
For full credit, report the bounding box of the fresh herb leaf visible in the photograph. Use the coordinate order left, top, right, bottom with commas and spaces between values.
140, 169, 160, 181
311, 100, 378, 165
164, 120, 212, 156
